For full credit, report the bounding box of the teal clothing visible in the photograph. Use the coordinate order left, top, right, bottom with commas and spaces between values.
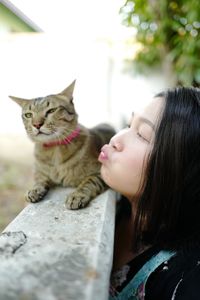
109, 250, 175, 300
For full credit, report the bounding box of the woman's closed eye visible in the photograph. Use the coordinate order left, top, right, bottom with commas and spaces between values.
136, 131, 150, 143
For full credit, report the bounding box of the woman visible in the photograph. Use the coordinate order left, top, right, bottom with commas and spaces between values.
98, 87, 200, 299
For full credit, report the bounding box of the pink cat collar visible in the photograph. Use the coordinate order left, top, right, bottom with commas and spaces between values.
43, 127, 81, 148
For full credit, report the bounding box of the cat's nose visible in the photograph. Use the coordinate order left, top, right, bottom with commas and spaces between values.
33, 123, 43, 129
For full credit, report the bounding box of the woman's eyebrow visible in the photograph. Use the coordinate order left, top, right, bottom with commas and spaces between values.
131, 112, 155, 130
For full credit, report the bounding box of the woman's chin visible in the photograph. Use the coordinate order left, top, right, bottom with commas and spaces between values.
100, 167, 114, 190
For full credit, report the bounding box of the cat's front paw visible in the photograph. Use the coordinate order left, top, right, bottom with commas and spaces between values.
25, 186, 48, 203
65, 192, 90, 210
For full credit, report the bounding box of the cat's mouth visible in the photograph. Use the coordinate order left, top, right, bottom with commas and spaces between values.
35, 129, 52, 136
37, 131, 50, 135
33, 130, 54, 141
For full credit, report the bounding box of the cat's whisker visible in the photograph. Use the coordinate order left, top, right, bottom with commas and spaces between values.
56, 131, 68, 140
53, 131, 73, 148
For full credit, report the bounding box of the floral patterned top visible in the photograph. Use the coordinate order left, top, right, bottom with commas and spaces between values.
109, 249, 175, 300
109, 245, 200, 300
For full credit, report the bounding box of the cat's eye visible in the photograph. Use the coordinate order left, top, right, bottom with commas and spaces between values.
46, 108, 57, 116
24, 112, 32, 118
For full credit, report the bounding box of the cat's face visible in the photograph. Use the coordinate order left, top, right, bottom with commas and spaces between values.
10, 81, 78, 143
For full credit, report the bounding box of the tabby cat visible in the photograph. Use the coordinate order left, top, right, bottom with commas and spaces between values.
9, 81, 115, 209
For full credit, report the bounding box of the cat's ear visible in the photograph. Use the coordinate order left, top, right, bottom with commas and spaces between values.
60, 80, 76, 99
9, 96, 29, 107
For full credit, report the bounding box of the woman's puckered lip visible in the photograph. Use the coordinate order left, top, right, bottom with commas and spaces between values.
98, 145, 109, 162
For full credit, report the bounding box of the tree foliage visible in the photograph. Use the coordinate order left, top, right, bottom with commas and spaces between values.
120, 0, 200, 86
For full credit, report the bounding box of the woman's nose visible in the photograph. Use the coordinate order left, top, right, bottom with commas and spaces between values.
110, 133, 123, 151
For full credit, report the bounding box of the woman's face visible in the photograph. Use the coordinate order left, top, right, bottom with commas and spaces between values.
98, 97, 164, 200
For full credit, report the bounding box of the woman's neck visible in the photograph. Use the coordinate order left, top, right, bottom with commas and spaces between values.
112, 198, 149, 272
112, 215, 136, 272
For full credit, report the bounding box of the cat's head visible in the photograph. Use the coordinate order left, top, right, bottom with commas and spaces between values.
9, 80, 78, 143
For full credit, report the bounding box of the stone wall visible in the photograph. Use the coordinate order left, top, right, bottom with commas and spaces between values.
0, 188, 116, 300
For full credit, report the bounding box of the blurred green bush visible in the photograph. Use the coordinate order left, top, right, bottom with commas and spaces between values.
120, 0, 200, 86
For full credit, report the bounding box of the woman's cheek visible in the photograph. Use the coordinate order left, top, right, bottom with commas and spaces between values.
123, 148, 147, 185
100, 144, 148, 194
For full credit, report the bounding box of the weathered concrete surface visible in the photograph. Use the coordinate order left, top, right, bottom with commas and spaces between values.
0, 188, 116, 300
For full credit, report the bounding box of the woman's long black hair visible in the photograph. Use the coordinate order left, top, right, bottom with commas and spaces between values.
132, 87, 200, 251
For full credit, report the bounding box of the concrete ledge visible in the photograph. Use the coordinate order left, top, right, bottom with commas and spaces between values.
0, 188, 116, 300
